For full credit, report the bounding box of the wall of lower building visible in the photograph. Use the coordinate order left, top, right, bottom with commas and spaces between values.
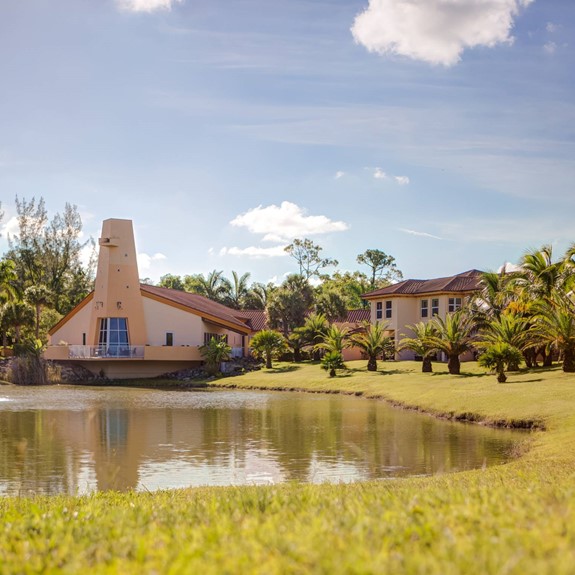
74, 360, 203, 379
50, 300, 93, 346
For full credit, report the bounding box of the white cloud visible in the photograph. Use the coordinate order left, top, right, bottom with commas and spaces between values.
373, 167, 387, 179
546, 22, 559, 33
0, 216, 19, 238
230, 201, 348, 242
219, 245, 289, 258
395, 175, 410, 185
543, 41, 557, 55
351, 0, 534, 67
116, 0, 182, 13
137, 252, 167, 270
335, 171, 346, 179
399, 228, 443, 240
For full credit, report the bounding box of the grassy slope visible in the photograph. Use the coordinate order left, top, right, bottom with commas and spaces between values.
2, 361, 575, 574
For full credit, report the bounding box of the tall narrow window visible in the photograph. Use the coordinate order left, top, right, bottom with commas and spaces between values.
376, 302, 383, 320
166, 332, 174, 346
98, 318, 129, 356
385, 301, 392, 319
82, 332, 86, 346
421, 299, 429, 318
431, 298, 439, 316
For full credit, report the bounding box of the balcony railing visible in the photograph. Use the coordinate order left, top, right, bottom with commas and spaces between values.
68, 345, 145, 359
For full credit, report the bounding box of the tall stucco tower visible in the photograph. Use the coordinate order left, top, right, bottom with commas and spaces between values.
87, 219, 147, 347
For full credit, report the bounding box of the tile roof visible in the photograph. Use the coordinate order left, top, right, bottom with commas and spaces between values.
140, 284, 252, 332
345, 309, 370, 323
362, 269, 483, 298
234, 309, 268, 332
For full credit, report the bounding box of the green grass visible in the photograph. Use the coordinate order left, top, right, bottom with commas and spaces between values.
2, 360, 575, 574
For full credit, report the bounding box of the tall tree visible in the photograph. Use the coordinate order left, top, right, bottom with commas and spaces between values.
158, 274, 185, 291
222, 271, 251, 309
266, 274, 314, 337
285, 238, 338, 280
6, 197, 94, 314
357, 249, 402, 290
24, 285, 52, 340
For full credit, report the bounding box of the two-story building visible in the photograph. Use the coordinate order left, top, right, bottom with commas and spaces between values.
361, 270, 482, 360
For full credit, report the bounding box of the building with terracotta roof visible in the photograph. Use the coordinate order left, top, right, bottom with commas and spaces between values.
44, 219, 254, 378
362, 270, 482, 360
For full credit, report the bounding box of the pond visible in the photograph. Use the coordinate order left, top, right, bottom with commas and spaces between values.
0, 385, 525, 495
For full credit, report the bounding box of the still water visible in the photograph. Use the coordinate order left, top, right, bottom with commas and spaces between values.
0, 385, 524, 495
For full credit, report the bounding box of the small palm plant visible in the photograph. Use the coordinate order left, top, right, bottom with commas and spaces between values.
294, 313, 329, 361
478, 342, 524, 383
350, 321, 391, 372
316, 324, 350, 355
428, 310, 476, 375
321, 350, 346, 378
398, 321, 438, 373
249, 329, 287, 369
199, 337, 232, 375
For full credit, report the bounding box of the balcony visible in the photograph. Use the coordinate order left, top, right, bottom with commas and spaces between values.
45, 345, 204, 362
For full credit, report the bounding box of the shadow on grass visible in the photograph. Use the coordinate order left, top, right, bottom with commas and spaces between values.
265, 365, 302, 374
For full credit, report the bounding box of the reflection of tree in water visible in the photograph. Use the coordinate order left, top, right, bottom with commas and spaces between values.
0, 411, 80, 495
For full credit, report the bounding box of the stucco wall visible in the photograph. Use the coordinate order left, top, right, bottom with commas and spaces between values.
50, 301, 93, 346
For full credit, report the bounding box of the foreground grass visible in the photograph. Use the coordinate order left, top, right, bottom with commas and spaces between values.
2, 361, 575, 574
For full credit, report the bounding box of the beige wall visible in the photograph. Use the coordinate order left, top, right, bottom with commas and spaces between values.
50, 300, 93, 346
368, 293, 472, 361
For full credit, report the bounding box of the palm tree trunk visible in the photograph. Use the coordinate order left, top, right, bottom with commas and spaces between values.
367, 356, 377, 371
563, 348, 575, 372
448, 354, 460, 375
265, 352, 272, 369
422, 356, 433, 373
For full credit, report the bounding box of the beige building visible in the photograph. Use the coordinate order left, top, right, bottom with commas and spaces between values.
362, 270, 482, 360
45, 219, 254, 379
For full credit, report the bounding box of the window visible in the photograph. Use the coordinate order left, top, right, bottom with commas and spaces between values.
385, 301, 392, 319
420, 299, 428, 318
448, 297, 462, 313
82, 332, 86, 346
376, 302, 383, 320
431, 298, 439, 316
203, 333, 228, 345
166, 332, 174, 346
98, 318, 129, 356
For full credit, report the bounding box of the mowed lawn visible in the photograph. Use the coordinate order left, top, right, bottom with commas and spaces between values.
2, 361, 575, 574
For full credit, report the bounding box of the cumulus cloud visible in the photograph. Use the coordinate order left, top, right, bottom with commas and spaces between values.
546, 22, 559, 33
137, 252, 166, 270
395, 175, 410, 185
351, 0, 534, 67
230, 201, 348, 242
116, 0, 182, 13
219, 245, 289, 258
399, 228, 443, 240
373, 167, 387, 179
0, 216, 19, 238
335, 171, 346, 179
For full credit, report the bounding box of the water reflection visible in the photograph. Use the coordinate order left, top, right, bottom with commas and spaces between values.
0, 387, 524, 495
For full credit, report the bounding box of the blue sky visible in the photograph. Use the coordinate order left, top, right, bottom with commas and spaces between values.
0, 0, 573, 285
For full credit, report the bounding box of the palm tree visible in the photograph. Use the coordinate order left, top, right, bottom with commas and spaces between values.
350, 321, 391, 372
428, 311, 476, 375
531, 299, 575, 372
25, 285, 51, 339
293, 313, 329, 361
249, 330, 287, 369
478, 342, 524, 383
398, 321, 438, 373
222, 271, 251, 310
321, 351, 346, 378
317, 324, 350, 355
0, 259, 17, 304
199, 337, 232, 375
476, 313, 531, 371
2, 301, 35, 346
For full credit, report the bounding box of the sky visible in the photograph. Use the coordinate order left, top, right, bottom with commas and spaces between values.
0, 0, 573, 285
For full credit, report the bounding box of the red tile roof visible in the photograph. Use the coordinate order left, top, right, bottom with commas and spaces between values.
362, 270, 483, 299
140, 284, 252, 333
345, 309, 370, 323
234, 309, 268, 332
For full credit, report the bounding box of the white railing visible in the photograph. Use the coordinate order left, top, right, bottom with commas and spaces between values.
68, 345, 145, 359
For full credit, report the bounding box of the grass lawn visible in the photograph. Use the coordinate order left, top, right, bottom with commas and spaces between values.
2, 360, 575, 574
